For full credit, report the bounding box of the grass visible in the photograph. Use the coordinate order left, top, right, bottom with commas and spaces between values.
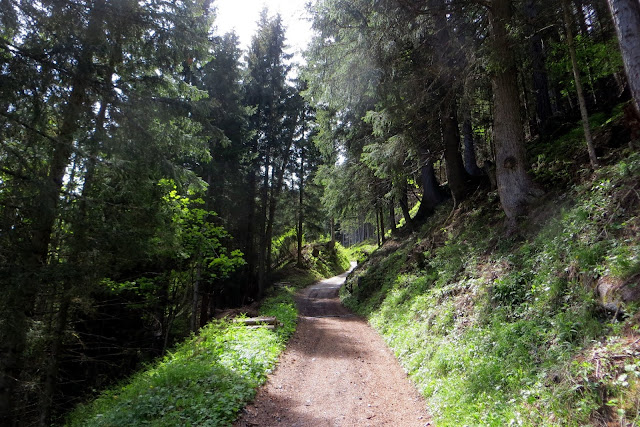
342, 240, 378, 263
306, 241, 351, 278
66, 240, 350, 426
66, 288, 298, 426
271, 240, 351, 286
341, 150, 640, 426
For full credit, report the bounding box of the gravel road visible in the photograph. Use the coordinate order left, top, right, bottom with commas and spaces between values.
235, 263, 432, 427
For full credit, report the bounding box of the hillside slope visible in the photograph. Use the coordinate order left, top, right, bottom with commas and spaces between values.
342, 146, 640, 425
65, 244, 350, 426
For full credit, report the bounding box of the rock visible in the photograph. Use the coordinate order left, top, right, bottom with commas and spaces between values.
596, 274, 640, 317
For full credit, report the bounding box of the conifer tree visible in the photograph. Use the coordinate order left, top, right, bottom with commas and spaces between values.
0, 0, 213, 422
244, 10, 296, 296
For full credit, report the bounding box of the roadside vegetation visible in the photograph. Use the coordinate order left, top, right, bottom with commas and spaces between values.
66, 290, 296, 426
67, 243, 349, 426
343, 241, 379, 264
341, 122, 640, 425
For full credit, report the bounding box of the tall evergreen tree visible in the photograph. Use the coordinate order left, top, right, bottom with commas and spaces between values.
607, 0, 640, 113
0, 0, 213, 423
244, 10, 296, 296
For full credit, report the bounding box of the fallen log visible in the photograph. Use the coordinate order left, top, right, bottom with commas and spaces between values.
246, 325, 276, 330
233, 316, 278, 326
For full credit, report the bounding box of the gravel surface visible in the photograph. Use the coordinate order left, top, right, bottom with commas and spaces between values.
235, 264, 432, 427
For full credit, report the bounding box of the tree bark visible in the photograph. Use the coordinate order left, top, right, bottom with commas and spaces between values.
388, 199, 397, 234
375, 209, 381, 247
524, 0, 553, 135
265, 136, 294, 274
442, 107, 470, 206
607, 0, 640, 114
191, 257, 202, 332
257, 144, 270, 298
38, 93, 110, 425
297, 144, 305, 268
244, 158, 258, 299
399, 181, 413, 229
199, 280, 213, 328
414, 158, 447, 222
379, 205, 386, 243
563, 0, 599, 168
462, 119, 485, 176
488, 0, 542, 224
430, 0, 470, 205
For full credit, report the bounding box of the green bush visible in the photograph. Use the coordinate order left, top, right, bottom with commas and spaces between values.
66, 290, 298, 426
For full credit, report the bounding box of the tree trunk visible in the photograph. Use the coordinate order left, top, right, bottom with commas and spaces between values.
199, 281, 211, 328
265, 137, 294, 274
38, 94, 109, 425
399, 181, 413, 229
563, 0, 599, 168
595, 0, 616, 40
0, 3, 105, 421
379, 205, 386, 243
442, 107, 470, 206
191, 257, 202, 332
489, 0, 542, 224
414, 158, 447, 222
607, 0, 640, 114
430, 0, 470, 205
389, 199, 397, 234
462, 119, 485, 176
524, 0, 553, 135
244, 160, 258, 299
375, 210, 381, 247
38, 295, 70, 427
257, 145, 270, 298
297, 145, 305, 268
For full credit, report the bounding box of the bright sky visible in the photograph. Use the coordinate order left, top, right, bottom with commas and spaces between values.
214, 0, 314, 58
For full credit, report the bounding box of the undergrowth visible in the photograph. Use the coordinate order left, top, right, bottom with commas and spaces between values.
343, 240, 378, 263
271, 240, 351, 287
67, 239, 350, 426
66, 288, 298, 426
307, 241, 350, 278
342, 151, 640, 426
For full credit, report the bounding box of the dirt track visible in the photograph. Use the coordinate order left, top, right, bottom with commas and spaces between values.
235, 264, 431, 427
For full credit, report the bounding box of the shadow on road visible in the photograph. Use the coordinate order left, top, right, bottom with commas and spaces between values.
234, 261, 431, 427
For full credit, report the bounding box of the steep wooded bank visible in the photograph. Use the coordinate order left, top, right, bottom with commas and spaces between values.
304, 0, 640, 424
341, 133, 640, 425
304, 0, 638, 236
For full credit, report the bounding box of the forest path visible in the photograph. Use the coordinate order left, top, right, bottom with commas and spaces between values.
234, 263, 432, 427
